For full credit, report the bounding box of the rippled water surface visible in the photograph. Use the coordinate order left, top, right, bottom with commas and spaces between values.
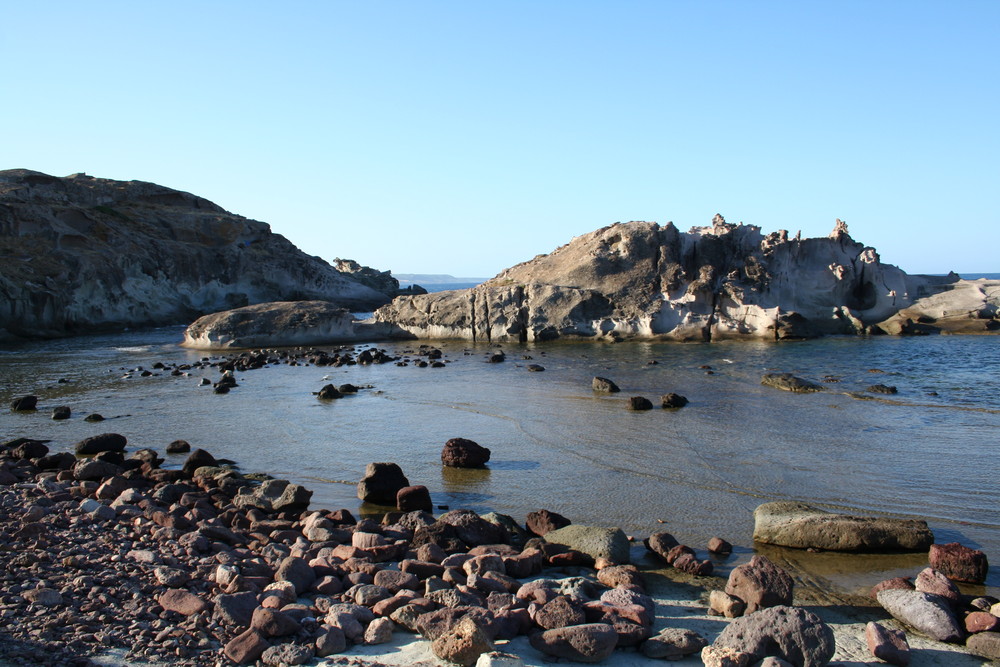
2, 328, 998, 595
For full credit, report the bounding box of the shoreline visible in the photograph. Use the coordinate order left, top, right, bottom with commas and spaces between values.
2, 432, 997, 666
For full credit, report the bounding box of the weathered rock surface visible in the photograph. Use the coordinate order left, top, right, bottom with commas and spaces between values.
0, 169, 393, 341
877, 589, 963, 642
441, 437, 492, 468
725, 555, 793, 614
183, 301, 363, 349
928, 542, 989, 583
374, 218, 971, 342
711, 605, 835, 667
752, 501, 934, 552
528, 623, 618, 663
865, 621, 910, 666
543, 525, 630, 564
760, 373, 823, 393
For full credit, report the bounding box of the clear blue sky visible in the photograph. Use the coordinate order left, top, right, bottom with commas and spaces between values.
3, 2, 997, 277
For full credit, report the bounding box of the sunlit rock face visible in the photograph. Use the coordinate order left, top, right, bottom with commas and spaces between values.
0, 169, 391, 340
375, 216, 963, 342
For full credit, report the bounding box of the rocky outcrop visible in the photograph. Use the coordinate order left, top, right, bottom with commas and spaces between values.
753, 501, 934, 552
374, 217, 968, 342
875, 278, 1000, 335
0, 169, 393, 340
333, 258, 427, 298
182, 301, 363, 349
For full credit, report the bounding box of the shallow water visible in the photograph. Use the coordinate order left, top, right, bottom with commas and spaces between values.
2, 328, 998, 596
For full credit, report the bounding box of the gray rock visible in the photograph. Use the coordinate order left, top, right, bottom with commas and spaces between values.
261, 642, 313, 666
214, 592, 258, 627
966, 632, 1000, 660
315, 625, 347, 656
876, 589, 963, 642
275, 557, 316, 596
640, 627, 707, 659
543, 524, 630, 564
760, 373, 823, 393
592, 377, 620, 393
711, 605, 835, 667
529, 623, 618, 663
753, 501, 933, 552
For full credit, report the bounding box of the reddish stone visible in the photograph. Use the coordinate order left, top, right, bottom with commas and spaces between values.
870, 577, 914, 599
914, 567, 961, 606
597, 564, 644, 590
865, 621, 910, 666
929, 542, 989, 584
224, 629, 270, 664
966, 612, 1000, 634
724, 555, 793, 614
525, 509, 571, 536
666, 544, 695, 565
440, 438, 491, 468
547, 550, 589, 566
708, 537, 733, 555
645, 532, 679, 560
503, 550, 543, 578
250, 607, 300, 637
158, 589, 209, 615
397, 485, 433, 512
534, 596, 586, 630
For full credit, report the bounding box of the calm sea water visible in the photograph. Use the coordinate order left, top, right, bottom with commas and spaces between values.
2, 328, 997, 596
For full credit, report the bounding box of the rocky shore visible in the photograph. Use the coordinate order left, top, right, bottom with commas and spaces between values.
2, 418, 998, 666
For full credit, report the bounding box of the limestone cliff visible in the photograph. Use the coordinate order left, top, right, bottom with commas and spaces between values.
375, 217, 968, 342
0, 169, 392, 340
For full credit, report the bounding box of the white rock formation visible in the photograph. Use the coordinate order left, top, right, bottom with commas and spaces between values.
375, 218, 965, 342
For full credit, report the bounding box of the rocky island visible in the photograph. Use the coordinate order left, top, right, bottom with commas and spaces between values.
0, 170, 409, 341
373, 216, 999, 343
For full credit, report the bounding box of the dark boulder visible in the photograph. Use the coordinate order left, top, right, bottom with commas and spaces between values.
10, 395, 38, 411
397, 485, 433, 512
317, 384, 343, 400
51, 406, 71, 420
626, 396, 653, 410
592, 377, 620, 393
526, 509, 571, 536
166, 440, 191, 453
928, 542, 989, 584
11, 440, 49, 460
761, 373, 822, 393
74, 433, 127, 455
660, 393, 689, 408
183, 449, 218, 475
867, 383, 898, 394
441, 438, 491, 468
357, 462, 410, 505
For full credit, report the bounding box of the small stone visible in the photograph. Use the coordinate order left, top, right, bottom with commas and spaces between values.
261, 642, 313, 666
641, 627, 707, 659
431, 615, 493, 666
158, 589, 209, 615
626, 396, 653, 410
364, 617, 395, 644
865, 621, 910, 666
22, 588, 63, 607
709, 590, 746, 618
966, 632, 1000, 660
660, 393, 689, 408
315, 624, 347, 656
592, 377, 620, 393
224, 629, 270, 664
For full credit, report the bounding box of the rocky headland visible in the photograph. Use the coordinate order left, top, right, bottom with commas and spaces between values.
373, 217, 999, 343
0, 170, 403, 341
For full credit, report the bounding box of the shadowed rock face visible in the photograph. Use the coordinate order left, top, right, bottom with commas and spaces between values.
374, 216, 966, 342
0, 169, 391, 340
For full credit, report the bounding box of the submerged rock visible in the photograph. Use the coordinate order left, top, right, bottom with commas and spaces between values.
183, 301, 363, 349
760, 373, 823, 393
753, 501, 934, 552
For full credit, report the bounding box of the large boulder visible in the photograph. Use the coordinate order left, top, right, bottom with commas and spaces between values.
876, 589, 963, 642
928, 542, 989, 584
753, 501, 933, 552
725, 555, 793, 614
711, 606, 835, 667
184, 301, 367, 349
528, 623, 618, 663
74, 433, 127, 455
357, 462, 410, 505
441, 438, 491, 468
543, 525, 630, 564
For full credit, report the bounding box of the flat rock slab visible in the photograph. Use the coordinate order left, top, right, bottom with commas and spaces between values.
753, 501, 934, 552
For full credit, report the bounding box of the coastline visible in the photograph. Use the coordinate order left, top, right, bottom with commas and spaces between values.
1, 437, 995, 666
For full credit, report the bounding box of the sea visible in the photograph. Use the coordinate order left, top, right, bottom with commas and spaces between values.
2, 326, 998, 599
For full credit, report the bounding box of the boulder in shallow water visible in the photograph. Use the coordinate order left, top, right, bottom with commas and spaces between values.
441, 437, 491, 468
760, 373, 823, 393
660, 393, 689, 408
929, 542, 989, 584
74, 433, 127, 455
753, 501, 933, 552
357, 462, 410, 505
592, 377, 620, 393
10, 395, 37, 411
183, 301, 365, 349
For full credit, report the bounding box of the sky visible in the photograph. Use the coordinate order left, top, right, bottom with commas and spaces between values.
3, 2, 998, 277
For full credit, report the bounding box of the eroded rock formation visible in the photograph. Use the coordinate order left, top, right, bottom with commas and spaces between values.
0, 169, 392, 340
374, 217, 974, 342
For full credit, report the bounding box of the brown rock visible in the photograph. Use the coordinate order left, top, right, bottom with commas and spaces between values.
708, 536, 733, 555
709, 590, 746, 618
596, 564, 643, 590
914, 567, 961, 607
870, 576, 914, 599
528, 622, 618, 663
645, 532, 679, 560
224, 629, 270, 664
397, 485, 433, 512
865, 621, 910, 666
441, 438, 491, 468
626, 396, 653, 410
250, 607, 300, 637
430, 615, 493, 666
724, 555, 793, 614
158, 589, 209, 615
535, 596, 586, 630
525, 509, 571, 536
966, 611, 1000, 634
929, 542, 989, 584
